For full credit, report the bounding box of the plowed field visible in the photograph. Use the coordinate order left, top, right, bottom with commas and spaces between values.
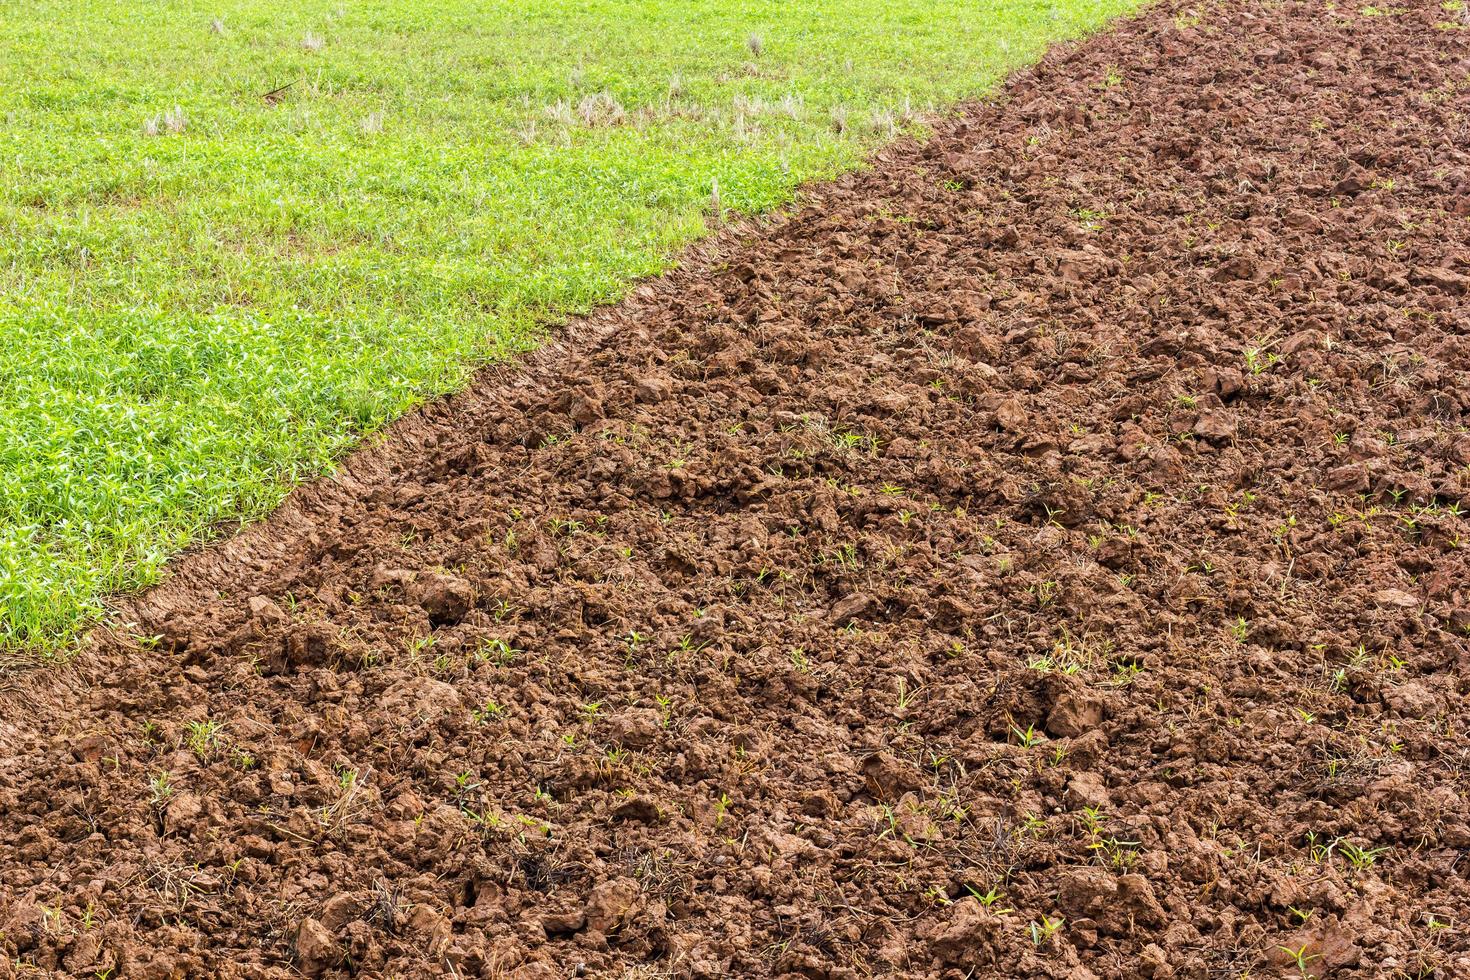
5, 0, 1470, 976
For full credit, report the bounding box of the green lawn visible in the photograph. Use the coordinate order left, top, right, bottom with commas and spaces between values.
0, 0, 1135, 650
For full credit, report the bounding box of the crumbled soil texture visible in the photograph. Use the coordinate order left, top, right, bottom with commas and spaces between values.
6, 0, 1470, 977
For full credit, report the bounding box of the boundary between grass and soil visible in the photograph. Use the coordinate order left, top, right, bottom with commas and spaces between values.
0, 6, 1148, 688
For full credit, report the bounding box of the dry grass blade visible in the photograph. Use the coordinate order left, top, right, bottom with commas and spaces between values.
318, 766, 375, 841
143, 862, 221, 912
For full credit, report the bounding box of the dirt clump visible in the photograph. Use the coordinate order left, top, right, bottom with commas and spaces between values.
6, 0, 1470, 975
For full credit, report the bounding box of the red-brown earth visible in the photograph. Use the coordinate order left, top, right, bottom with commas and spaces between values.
6, 0, 1470, 976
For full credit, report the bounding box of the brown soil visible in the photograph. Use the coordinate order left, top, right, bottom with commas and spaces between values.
6, 0, 1470, 976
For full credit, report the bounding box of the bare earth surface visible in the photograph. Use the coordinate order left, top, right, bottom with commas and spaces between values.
6, 0, 1470, 976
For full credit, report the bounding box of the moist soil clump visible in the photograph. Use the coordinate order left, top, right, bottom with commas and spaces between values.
6, 0, 1470, 976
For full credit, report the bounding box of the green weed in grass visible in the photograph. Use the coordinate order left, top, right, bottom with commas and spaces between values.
0, 0, 1136, 649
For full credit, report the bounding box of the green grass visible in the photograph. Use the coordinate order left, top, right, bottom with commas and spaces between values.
0, 0, 1136, 650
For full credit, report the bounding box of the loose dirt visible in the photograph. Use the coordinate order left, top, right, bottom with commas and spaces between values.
5, 0, 1470, 976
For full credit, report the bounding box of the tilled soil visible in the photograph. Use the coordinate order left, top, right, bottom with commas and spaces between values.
6, 0, 1470, 976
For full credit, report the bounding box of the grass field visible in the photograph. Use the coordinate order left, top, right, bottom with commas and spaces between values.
0, 0, 1135, 650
